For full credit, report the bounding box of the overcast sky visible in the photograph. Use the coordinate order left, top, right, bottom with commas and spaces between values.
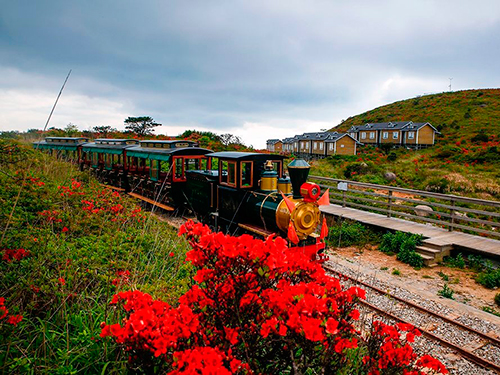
1, 1, 500, 148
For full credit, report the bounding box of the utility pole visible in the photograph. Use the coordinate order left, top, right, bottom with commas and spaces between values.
449, 77, 453, 92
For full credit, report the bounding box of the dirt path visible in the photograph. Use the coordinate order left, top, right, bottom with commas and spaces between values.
329, 245, 500, 313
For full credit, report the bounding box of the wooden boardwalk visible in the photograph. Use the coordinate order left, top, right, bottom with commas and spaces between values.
320, 204, 500, 258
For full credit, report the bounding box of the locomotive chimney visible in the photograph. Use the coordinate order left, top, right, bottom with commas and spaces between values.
287, 159, 310, 199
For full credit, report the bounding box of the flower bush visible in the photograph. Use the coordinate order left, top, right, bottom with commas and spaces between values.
101, 221, 447, 374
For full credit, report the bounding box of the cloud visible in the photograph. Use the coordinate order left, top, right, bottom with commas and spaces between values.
1, 1, 500, 147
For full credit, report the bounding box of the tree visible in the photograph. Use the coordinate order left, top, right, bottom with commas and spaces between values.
219, 133, 243, 146
124, 116, 161, 137
64, 123, 79, 136
92, 125, 117, 137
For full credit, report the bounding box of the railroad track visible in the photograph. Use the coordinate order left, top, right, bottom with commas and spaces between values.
323, 262, 500, 374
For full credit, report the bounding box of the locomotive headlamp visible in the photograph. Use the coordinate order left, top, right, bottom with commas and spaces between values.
300, 182, 321, 202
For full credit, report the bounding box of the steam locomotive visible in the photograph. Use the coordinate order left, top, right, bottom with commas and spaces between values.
33, 137, 328, 254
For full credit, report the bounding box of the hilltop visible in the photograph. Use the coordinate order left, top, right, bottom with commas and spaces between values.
332, 88, 500, 138
310, 89, 500, 199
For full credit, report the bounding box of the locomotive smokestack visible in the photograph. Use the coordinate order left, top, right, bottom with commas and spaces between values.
287, 159, 310, 199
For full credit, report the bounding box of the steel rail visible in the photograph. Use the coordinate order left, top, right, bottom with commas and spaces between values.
324, 265, 500, 374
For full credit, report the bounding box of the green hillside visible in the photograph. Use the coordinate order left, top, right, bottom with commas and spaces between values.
310, 89, 500, 199
332, 88, 500, 138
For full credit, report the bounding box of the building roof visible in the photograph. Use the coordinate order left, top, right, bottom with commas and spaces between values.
324, 133, 362, 144
348, 121, 437, 133
207, 151, 287, 160
266, 139, 282, 145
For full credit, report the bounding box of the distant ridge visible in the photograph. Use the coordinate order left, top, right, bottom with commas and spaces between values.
331, 89, 500, 139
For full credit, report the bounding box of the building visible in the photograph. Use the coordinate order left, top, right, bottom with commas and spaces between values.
289, 131, 360, 158
266, 139, 283, 152
348, 121, 438, 148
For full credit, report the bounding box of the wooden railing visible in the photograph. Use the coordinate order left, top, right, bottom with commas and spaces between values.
310, 175, 500, 238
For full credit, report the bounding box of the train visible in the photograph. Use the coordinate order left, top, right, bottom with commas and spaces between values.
33, 137, 328, 255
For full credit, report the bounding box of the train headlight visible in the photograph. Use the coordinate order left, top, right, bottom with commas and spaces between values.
300, 182, 321, 202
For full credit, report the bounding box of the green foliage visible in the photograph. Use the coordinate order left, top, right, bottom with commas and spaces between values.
482, 306, 500, 317
387, 152, 397, 161
0, 141, 191, 373
124, 116, 161, 136
438, 284, 454, 299
392, 269, 401, 276
476, 268, 500, 289
437, 272, 449, 281
380, 231, 423, 268
471, 132, 489, 143
495, 293, 500, 307
325, 221, 378, 248
444, 253, 466, 269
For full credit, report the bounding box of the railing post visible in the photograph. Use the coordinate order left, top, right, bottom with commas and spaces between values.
449, 199, 455, 232
387, 190, 393, 217
342, 191, 346, 207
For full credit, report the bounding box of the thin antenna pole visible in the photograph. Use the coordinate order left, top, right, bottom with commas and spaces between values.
448, 77, 453, 92
43, 69, 72, 132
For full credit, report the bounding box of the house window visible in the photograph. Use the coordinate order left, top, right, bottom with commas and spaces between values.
313, 142, 317, 150
382, 132, 388, 139
393, 132, 399, 139
319, 143, 323, 150
341, 144, 345, 148
408, 132, 415, 139
369, 132, 375, 139
361, 132, 366, 139
329, 143, 334, 151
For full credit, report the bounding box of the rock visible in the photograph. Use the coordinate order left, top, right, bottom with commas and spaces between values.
454, 211, 467, 218
360, 162, 368, 169
414, 205, 433, 217
384, 172, 397, 181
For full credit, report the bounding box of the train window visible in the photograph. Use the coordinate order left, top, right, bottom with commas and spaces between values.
185, 158, 198, 171
272, 161, 282, 178
220, 160, 237, 186
92, 152, 99, 166
220, 160, 228, 183
150, 159, 160, 180
105, 154, 112, 168
227, 162, 237, 186
175, 158, 184, 179
240, 162, 253, 187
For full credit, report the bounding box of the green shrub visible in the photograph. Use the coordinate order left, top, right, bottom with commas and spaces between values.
325, 221, 376, 248
392, 269, 401, 276
476, 268, 500, 289
445, 253, 466, 269
387, 152, 397, 161
471, 132, 489, 143
379, 231, 423, 268
436, 145, 461, 159
438, 284, 454, 299
495, 293, 500, 307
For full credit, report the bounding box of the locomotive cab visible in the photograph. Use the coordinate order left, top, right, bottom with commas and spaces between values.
185, 152, 324, 255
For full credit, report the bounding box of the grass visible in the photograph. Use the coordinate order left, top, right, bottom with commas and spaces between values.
0, 140, 191, 373
392, 269, 401, 276
325, 219, 380, 248
309, 89, 500, 199
438, 284, 454, 299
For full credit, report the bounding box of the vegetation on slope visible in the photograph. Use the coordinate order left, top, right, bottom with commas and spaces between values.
313, 89, 500, 199
0, 140, 191, 373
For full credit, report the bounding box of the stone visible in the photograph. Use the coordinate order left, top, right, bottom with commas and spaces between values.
384, 172, 397, 181
414, 205, 433, 217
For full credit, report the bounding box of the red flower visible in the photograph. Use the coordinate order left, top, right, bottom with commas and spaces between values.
58, 277, 66, 286
7, 315, 23, 326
